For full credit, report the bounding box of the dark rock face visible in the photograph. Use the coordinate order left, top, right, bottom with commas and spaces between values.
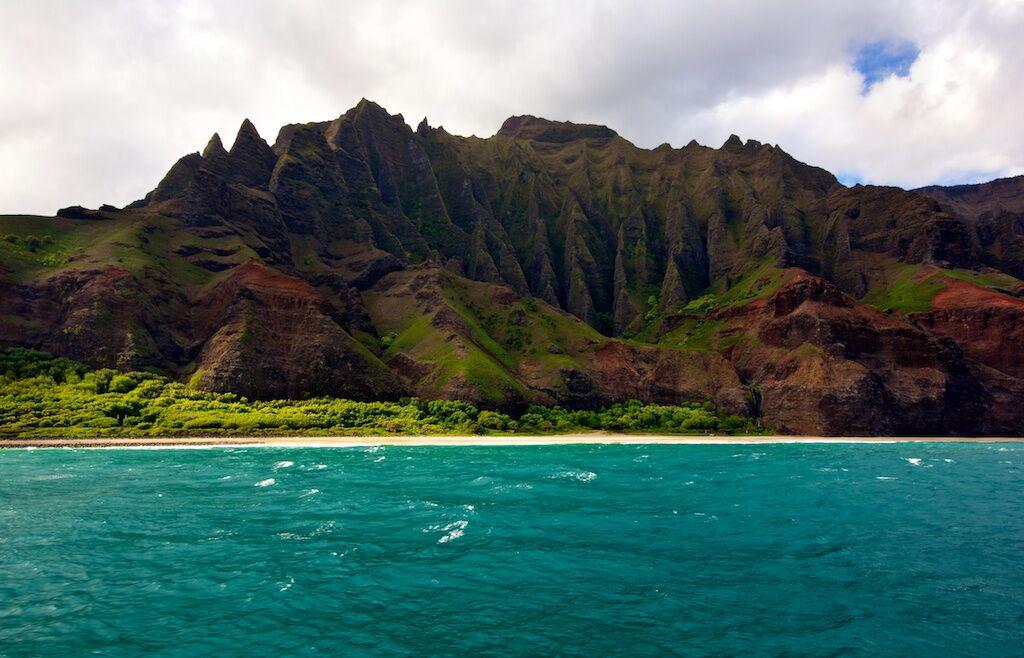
56, 206, 114, 220
3, 100, 1024, 434
191, 262, 400, 400
917, 175, 1024, 278
729, 273, 985, 435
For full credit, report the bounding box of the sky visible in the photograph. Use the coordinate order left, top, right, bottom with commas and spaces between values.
1, 0, 1022, 215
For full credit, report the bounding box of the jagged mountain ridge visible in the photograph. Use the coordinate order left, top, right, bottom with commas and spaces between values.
2, 99, 1023, 435
143, 100, 991, 332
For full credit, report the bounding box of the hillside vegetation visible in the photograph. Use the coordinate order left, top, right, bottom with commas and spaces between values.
0, 349, 759, 438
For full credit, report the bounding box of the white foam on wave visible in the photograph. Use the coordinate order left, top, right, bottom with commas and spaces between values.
218, 475, 232, 481
255, 478, 276, 487
437, 520, 468, 544
876, 476, 897, 480
273, 460, 294, 469
550, 470, 596, 482
374, 456, 386, 463
312, 520, 335, 536
907, 458, 922, 466
491, 482, 534, 492
299, 488, 321, 498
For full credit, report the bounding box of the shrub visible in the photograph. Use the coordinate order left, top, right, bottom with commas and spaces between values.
108, 375, 138, 394
683, 294, 718, 314
477, 410, 511, 431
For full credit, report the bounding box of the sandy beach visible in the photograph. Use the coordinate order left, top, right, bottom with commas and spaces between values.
1, 434, 1022, 448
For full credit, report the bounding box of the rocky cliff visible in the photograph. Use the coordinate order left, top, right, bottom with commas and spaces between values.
2, 99, 1023, 435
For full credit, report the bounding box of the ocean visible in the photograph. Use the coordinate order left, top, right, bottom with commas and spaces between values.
1, 443, 1022, 656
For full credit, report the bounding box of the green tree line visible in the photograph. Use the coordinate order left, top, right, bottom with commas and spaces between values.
0, 348, 760, 438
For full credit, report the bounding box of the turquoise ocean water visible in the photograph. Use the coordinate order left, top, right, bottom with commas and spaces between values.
1, 443, 1022, 656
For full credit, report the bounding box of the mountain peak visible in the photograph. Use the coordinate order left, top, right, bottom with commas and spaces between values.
202, 133, 227, 158
233, 119, 263, 146
350, 98, 405, 125
497, 115, 617, 143
721, 134, 744, 151
227, 119, 275, 186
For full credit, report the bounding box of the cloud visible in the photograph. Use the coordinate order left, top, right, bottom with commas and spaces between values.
0, 0, 1021, 214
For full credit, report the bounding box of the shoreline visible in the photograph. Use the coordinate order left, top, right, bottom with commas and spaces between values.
2, 433, 1022, 449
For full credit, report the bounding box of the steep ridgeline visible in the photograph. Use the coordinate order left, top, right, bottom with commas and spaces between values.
2, 99, 1024, 435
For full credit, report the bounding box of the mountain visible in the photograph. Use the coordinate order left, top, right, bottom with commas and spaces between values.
2, 99, 1023, 435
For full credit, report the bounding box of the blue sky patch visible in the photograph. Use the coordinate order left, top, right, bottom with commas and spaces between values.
836, 172, 865, 187
853, 40, 919, 93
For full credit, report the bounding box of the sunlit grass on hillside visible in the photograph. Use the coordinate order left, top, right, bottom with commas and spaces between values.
863, 265, 1024, 314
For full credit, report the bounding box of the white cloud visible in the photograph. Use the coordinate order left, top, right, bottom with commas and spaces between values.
0, 0, 1021, 214
682, 3, 1023, 186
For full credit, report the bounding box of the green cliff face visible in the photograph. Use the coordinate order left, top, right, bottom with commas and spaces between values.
2, 100, 1023, 435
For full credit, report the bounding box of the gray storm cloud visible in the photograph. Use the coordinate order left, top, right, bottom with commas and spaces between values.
1, 0, 1021, 214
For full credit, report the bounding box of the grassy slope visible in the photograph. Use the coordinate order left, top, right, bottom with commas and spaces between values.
0, 213, 256, 289
363, 269, 605, 404
636, 262, 792, 351
863, 263, 1024, 314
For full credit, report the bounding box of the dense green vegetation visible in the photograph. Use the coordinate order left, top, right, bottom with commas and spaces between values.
0, 348, 760, 438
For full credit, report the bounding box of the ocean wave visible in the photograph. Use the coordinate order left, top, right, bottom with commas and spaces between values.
273, 460, 294, 469
311, 521, 335, 536
490, 482, 534, 493
550, 470, 597, 482
437, 520, 468, 544
907, 458, 922, 466
254, 478, 276, 487
299, 488, 321, 498
876, 476, 897, 480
